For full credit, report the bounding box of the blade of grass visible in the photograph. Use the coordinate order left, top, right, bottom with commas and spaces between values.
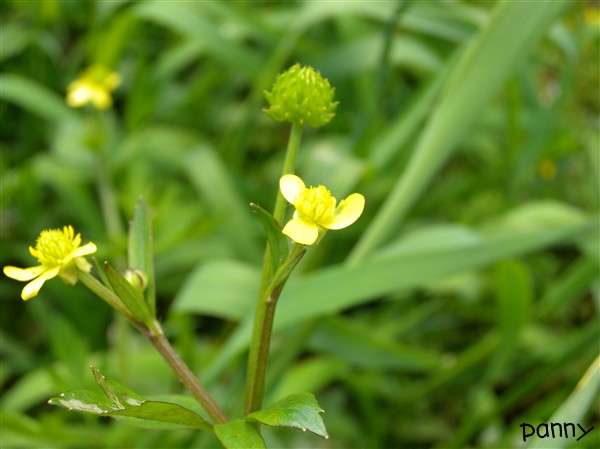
348, 0, 570, 264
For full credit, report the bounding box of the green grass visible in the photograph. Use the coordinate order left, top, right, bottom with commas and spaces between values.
1, 1, 598, 448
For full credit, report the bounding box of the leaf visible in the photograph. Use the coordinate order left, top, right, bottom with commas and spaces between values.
104, 262, 153, 324
247, 392, 328, 439
48, 366, 211, 431
349, 0, 570, 262
202, 205, 596, 382
128, 197, 156, 317
132, 2, 261, 78
250, 202, 289, 273
527, 355, 600, 449
268, 247, 306, 295
486, 260, 531, 382
183, 146, 261, 261
214, 419, 266, 449
0, 73, 76, 122
172, 260, 260, 320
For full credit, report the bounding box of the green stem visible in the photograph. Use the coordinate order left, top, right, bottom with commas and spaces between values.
141, 324, 229, 424
78, 269, 228, 424
77, 269, 135, 322
244, 244, 304, 415
273, 122, 303, 223
244, 121, 304, 415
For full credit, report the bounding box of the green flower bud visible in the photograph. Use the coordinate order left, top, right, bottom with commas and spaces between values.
124, 268, 148, 293
264, 64, 338, 128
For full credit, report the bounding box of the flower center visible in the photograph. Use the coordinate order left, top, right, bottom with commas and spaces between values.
33, 227, 77, 266
295, 186, 336, 224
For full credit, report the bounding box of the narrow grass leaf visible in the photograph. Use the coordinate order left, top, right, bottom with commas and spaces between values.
172, 260, 260, 321
0, 73, 75, 122
132, 2, 261, 77
527, 356, 600, 449
349, 0, 570, 263
128, 197, 156, 317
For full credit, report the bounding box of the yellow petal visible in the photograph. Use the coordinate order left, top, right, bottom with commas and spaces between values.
282, 217, 319, 245
280, 174, 305, 205
104, 72, 122, 90
66, 83, 93, 108
71, 242, 97, 258
3, 265, 45, 281
21, 267, 60, 300
91, 88, 112, 110
321, 193, 365, 230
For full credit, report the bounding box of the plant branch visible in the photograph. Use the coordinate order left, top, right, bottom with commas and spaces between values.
142, 325, 229, 425
244, 121, 304, 414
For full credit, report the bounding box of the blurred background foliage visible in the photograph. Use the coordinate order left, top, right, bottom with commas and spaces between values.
0, 1, 598, 448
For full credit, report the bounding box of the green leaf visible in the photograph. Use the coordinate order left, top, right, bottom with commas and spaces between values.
268, 246, 306, 295
104, 262, 153, 324
250, 202, 289, 273
48, 366, 211, 431
172, 260, 260, 321
527, 356, 600, 449
214, 419, 266, 449
486, 260, 531, 382
128, 197, 156, 317
203, 203, 596, 382
247, 392, 328, 439
183, 146, 261, 261
90, 365, 144, 406
0, 73, 76, 122
49, 391, 212, 430
349, 0, 570, 262
132, 2, 261, 78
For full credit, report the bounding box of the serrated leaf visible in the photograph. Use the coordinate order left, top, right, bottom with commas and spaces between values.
49, 366, 211, 431
49, 391, 211, 430
90, 365, 144, 407
250, 202, 289, 272
128, 196, 156, 317
214, 419, 266, 449
246, 392, 328, 439
104, 262, 152, 324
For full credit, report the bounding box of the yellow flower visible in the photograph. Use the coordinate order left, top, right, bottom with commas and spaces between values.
280, 174, 365, 245
3, 226, 97, 300
66, 65, 121, 110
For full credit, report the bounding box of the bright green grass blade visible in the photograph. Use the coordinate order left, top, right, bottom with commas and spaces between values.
173, 260, 260, 321
132, 2, 261, 78
527, 355, 600, 449
486, 260, 532, 383
349, 0, 570, 263
183, 146, 261, 262
203, 203, 596, 381
0, 73, 75, 122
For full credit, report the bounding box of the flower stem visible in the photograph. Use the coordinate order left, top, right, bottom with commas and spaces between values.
273, 121, 303, 223
78, 269, 228, 424
244, 121, 303, 415
141, 324, 229, 424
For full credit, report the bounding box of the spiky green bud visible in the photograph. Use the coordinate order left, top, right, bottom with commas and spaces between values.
264, 64, 338, 128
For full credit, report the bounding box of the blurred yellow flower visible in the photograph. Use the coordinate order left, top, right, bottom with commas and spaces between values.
538, 158, 557, 180
280, 174, 365, 245
66, 65, 121, 110
3, 226, 97, 300
584, 7, 600, 26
